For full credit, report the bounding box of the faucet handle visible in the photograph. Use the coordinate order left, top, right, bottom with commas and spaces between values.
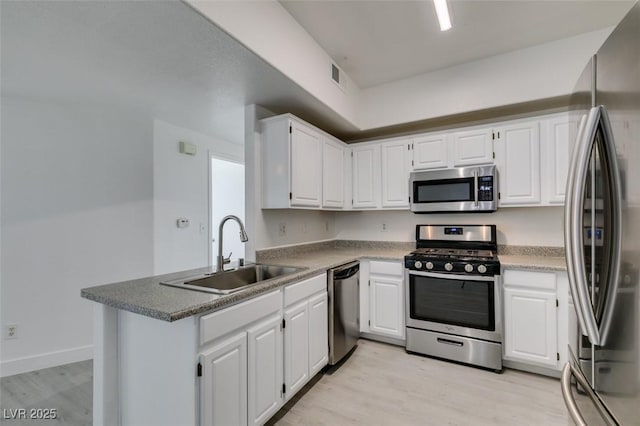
222, 252, 232, 265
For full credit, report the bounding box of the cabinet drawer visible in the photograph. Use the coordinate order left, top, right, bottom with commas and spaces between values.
503, 269, 556, 290
284, 273, 326, 307
369, 260, 403, 277
200, 290, 282, 346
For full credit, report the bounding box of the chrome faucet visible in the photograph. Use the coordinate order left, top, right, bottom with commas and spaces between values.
217, 215, 249, 271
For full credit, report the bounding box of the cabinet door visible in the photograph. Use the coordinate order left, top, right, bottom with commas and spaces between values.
283, 301, 309, 401
308, 292, 328, 376
503, 287, 557, 367
290, 120, 322, 207
200, 332, 247, 426
381, 140, 411, 208
495, 121, 541, 205
413, 133, 448, 170
352, 144, 380, 209
542, 115, 572, 204
369, 276, 404, 339
247, 314, 283, 426
452, 127, 494, 166
322, 138, 345, 208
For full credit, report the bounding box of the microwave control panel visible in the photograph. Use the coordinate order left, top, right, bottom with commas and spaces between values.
478, 176, 494, 201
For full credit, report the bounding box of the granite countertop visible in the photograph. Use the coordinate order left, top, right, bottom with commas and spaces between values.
81, 240, 566, 322
498, 254, 566, 272
81, 246, 408, 322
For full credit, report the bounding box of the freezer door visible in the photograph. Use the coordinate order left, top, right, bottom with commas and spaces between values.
561, 350, 618, 426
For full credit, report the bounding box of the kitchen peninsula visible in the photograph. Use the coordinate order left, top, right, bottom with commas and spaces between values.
82, 240, 565, 426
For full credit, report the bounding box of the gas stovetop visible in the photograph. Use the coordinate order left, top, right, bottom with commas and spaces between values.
405, 225, 500, 276
410, 247, 495, 260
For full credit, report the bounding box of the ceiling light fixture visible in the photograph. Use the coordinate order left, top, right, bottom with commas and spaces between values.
433, 0, 452, 31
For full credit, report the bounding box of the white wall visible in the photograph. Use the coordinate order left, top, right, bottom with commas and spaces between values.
188, 0, 360, 127
187, 0, 611, 133
334, 207, 565, 247
153, 119, 243, 275
0, 97, 155, 376
357, 28, 613, 130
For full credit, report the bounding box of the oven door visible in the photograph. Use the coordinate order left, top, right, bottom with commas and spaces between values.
406, 270, 502, 343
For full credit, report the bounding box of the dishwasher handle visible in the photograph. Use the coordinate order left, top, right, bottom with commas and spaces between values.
332, 262, 360, 280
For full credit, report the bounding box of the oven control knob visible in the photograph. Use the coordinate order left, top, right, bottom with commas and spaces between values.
414, 260, 423, 269
444, 262, 454, 272
478, 264, 488, 274
425, 262, 434, 270
464, 264, 474, 273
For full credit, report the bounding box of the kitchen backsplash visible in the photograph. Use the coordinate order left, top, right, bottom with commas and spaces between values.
256, 239, 563, 262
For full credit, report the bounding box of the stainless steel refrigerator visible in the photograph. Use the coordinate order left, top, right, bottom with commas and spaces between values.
562, 2, 640, 425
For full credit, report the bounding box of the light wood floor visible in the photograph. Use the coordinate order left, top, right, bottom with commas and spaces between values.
0, 360, 92, 426
269, 339, 571, 426
0, 340, 570, 426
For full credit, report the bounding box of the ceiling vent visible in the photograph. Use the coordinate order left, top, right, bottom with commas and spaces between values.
331, 63, 346, 92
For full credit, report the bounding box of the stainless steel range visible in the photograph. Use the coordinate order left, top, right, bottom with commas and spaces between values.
405, 224, 502, 372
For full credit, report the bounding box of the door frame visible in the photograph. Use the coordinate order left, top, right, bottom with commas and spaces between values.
208, 151, 244, 267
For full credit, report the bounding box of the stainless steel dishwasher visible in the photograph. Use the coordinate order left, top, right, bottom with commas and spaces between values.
328, 260, 360, 365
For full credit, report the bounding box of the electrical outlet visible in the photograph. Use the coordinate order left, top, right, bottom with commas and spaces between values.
302, 222, 308, 234
325, 221, 329, 232
278, 222, 286, 236
381, 223, 387, 232
4, 324, 17, 340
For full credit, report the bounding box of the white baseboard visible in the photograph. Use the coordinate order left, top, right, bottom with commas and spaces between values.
1, 345, 93, 377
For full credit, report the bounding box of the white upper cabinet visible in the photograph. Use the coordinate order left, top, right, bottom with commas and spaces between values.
322, 137, 345, 208
412, 133, 448, 170
494, 120, 541, 206
452, 127, 494, 166
380, 139, 411, 208
290, 120, 322, 207
352, 144, 380, 209
541, 113, 574, 205
261, 114, 348, 210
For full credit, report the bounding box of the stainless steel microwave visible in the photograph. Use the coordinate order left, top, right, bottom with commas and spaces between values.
409, 165, 498, 213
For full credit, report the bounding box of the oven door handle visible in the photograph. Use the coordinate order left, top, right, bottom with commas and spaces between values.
408, 270, 496, 282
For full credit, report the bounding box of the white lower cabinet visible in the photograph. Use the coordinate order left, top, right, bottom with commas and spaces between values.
200, 332, 248, 426
198, 273, 328, 426
283, 274, 328, 402
502, 269, 570, 374
248, 314, 284, 426
503, 286, 557, 366
308, 292, 329, 376
283, 301, 309, 398
360, 260, 405, 341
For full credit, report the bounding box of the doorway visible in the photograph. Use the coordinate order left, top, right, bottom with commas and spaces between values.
210, 155, 245, 266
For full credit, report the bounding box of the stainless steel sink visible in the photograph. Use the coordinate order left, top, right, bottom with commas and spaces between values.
160, 264, 302, 295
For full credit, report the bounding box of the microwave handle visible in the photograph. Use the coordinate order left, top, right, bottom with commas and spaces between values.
473, 170, 479, 207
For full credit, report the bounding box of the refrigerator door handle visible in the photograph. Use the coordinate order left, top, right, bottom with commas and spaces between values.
565, 112, 596, 342
561, 360, 618, 426
596, 106, 623, 346
561, 363, 588, 426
